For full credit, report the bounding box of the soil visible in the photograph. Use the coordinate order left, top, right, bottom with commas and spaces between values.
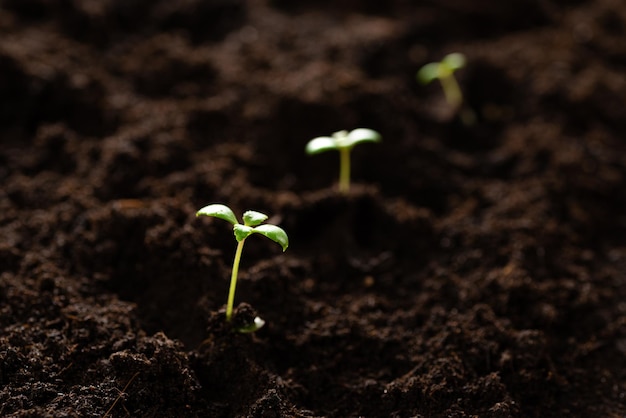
1, 0, 625, 417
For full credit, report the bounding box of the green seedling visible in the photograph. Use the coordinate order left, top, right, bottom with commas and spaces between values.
305, 128, 381, 194
196, 204, 289, 332
417, 52, 466, 109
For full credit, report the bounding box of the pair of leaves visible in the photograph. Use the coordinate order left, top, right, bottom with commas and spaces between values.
305, 128, 381, 155
197, 204, 289, 251
417, 52, 466, 84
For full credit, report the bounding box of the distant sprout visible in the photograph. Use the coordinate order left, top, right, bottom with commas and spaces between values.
305, 128, 382, 194
196, 204, 289, 332
417, 52, 466, 110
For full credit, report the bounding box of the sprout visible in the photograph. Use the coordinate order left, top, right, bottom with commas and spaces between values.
417, 52, 466, 110
196, 204, 289, 332
305, 128, 381, 194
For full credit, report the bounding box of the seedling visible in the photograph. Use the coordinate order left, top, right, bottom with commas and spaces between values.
196, 204, 289, 332
417, 52, 466, 110
305, 128, 381, 194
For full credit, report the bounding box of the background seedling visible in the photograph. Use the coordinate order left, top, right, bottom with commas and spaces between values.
417, 53, 476, 125
196, 204, 289, 332
417, 52, 466, 109
305, 128, 381, 194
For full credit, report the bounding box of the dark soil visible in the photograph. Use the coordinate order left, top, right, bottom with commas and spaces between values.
1, 0, 625, 416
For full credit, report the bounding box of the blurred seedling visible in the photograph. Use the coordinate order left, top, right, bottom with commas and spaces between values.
196, 204, 289, 332
305, 128, 382, 194
417, 53, 475, 125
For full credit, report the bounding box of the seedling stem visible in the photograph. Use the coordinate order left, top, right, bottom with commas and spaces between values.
339, 147, 351, 193
439, 69, 463, 109
227, 239, 245, 322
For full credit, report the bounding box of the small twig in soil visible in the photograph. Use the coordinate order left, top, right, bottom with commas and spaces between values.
102, 371, 140, 418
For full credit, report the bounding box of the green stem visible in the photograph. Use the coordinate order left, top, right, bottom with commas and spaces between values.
226, 239, 246, 322
440, 74, 463, 109
339, 147, 351, 194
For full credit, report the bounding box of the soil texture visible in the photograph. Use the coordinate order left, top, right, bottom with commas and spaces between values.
1, 0, 625, 416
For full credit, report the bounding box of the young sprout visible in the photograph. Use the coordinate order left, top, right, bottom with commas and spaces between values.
196, 204, 289, 332
305, 128, 381, 194
417, 52, 466, 110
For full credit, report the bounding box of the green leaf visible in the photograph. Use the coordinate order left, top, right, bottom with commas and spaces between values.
252, 224, 289, 251
344, 128, 381, 147
237, 316, 265, 333
243, 210, 268, 226
234, 224, 254, 242
305, 136, 338, 155
417, 62, 440, 84
442, 53, 466, 71
196, 204, 238, 225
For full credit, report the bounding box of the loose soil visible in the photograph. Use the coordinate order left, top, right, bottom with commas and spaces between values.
1, 0, 625, 417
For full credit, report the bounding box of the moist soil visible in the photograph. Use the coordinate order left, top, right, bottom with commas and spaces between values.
1, 0, 625, 417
